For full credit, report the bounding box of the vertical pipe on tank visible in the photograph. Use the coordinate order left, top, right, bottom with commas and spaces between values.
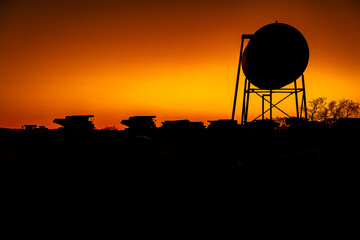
270, 89, 273, 120
262, 95, 265, 120
300, 95, 304, 118
244, 80, 250, 123
241, 78, 248, 124
294, 79, 299, 118
302, 74, 308, 120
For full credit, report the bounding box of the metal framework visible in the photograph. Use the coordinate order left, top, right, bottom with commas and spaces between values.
231, 34, 308, 124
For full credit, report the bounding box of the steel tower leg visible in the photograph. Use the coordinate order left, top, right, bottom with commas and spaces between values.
232, 37, 245, 121
232, 34, 253, 122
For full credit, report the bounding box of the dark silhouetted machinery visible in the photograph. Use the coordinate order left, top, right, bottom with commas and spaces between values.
53, 115, 94, 134
121, 116, 156, 135
232, 22, 309, 123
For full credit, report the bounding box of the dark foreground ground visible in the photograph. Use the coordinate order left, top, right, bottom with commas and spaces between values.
0, 123, 358, 232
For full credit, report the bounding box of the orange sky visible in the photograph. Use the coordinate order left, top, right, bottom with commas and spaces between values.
1, 0, 360, 129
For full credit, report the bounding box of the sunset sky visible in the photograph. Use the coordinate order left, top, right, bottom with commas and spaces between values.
1, 0, 359, 129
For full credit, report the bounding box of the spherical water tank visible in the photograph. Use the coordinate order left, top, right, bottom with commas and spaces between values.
242, 23, 309, 90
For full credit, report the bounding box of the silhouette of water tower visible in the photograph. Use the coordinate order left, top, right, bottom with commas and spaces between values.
232, 22, 309, 123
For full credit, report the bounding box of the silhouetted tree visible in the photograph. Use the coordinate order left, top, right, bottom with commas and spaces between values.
307, 97, 327, 121
308, 97, 360, 122
328, 100, 339, 120
273, 117, 288, 127
336, 99, 360, 118
103, 126, 118, 131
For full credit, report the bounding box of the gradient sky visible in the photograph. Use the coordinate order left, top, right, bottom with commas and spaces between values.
1, 0, 359, 129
